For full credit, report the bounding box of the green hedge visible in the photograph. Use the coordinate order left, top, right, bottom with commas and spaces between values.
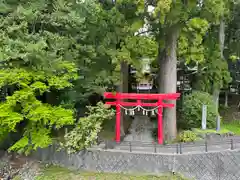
180, 91, 217, 129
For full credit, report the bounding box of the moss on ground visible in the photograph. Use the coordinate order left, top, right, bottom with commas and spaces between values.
35, 166, 189, 180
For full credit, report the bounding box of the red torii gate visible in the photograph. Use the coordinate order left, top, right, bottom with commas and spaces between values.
104, 92, 180, 144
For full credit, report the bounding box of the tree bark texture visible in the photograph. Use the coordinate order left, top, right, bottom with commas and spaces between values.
119, 61, 129, 137
213, 19, 225, 111
158, 27, 179, 141
219, 19, 229, 108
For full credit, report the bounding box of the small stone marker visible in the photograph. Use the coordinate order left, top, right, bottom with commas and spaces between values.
202, 105, 207, 130
216, 115, 221, 132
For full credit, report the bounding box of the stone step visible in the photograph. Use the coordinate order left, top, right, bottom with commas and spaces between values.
123, 115, 154, 142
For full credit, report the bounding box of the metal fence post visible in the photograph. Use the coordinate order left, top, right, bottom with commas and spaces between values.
216, 115, 221, 132
129, 142, 132, 152
104, 140, 107, 149
205, 140, 208, 152
231, 139, 234, 150
179, 143, 183, 154
176, 144, 179, 154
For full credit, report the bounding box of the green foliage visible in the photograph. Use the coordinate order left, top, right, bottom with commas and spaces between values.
115, 36, 158, 71
0, 0, 238, 154
188, 0, 234, 92
62, 0, 158, 103
9, 129, 53, 154
0, 0, 157, 153
201, 0, 227, 23
177, 130, 198, 143
192, 28, 232, 92
153, 0, 172, 24
61, 102, 115, 154
222, 121, 240, 135
178, 18, 209, 65
0, 0, 83, 154
225, 2, 240, 62
180, 91, 218, 129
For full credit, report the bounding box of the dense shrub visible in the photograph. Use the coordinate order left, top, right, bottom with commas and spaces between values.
180, 91, 218, 129
177, 130, 198, 142
60, 102, 115, 154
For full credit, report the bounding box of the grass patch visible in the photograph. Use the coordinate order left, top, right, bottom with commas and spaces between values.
13, 176, 22, 180
222, 122, 240, 135
192, 128, 230, 134
193, 121, 240, 136
36, 166, 188, 180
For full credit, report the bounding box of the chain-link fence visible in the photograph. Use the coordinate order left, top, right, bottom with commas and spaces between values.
32, 138, 240, 180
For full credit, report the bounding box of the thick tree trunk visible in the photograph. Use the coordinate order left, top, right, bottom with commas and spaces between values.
158, 27, 179, 141
219, 19, 229, 108
119, 61, 129, 137
213, 19, 225, 111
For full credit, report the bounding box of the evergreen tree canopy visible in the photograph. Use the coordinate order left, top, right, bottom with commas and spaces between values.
0, 0, 85, 153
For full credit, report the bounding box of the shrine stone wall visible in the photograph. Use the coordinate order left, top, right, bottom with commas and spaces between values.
32, 145, 240, 180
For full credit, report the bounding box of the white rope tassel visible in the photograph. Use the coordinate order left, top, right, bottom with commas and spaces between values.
137, 106, 140, 111
118, 105, 162, 116
151, 110, 155, 116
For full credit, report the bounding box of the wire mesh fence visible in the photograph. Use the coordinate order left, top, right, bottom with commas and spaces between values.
31, 137, 240, 180
94, 138, 240, 180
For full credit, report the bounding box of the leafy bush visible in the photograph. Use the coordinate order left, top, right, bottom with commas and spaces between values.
180, 91, 217, 129
61, 102, 115, 154
178, 130, 197, 142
